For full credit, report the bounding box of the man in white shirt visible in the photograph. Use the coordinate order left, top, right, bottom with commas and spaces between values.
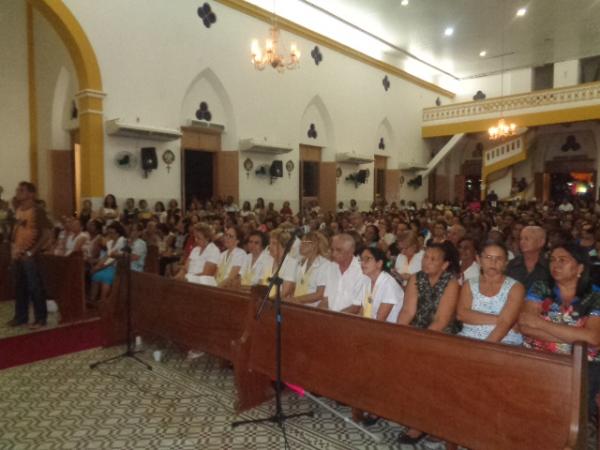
322, 234, 369, 312
557, 198, 574, 212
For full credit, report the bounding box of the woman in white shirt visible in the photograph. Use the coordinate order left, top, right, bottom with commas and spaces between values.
346, 247, 403, 322
240, 231, 273, 287
264, 228, 297, 299
393, 232, 424, 286
176, 223, 220, 286
288, 231, 330, 306
216, 226, 246, 288
90, 222, 127, 305
64, 218, 89, 256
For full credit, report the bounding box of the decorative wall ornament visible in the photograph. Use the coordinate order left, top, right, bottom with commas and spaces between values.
162, 149, 175, 173
243, 158, 254, 178
435, 97, 441, 107
336, 166, 342, 184
197, 3, 217, 28
382, 75, 390, 91
399, 176, 405, 186
285, 160, 295, 177
311, 46, 323, 65
71, 100, 78, 120
378, 138, 385, 150
473, 90, 486, 101
561, 135, 581, 152
195, 101, 212, 121
307, 123, 318, 139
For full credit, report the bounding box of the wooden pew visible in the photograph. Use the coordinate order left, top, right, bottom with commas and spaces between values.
233, 302, 587, 450
102, 269, 256, 362
38, 253, 86, 323
144, 245, 160, 274
0, 247, 86, 322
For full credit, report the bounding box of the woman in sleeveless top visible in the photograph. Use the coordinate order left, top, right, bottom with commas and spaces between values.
457, 241, 524, 345
396, 242, 460, 445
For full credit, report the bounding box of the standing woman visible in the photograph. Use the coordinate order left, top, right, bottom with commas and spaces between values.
176, 223, 220, 286
99, 194, 119, 225
265, 228, 297, 299
396, 241, 460, 445
289, 231, 330, 306
90, 222, 127, 305
240, 231, 273, 287
457, 241, 524, 345
216, 226, 246, 288
519, 243, 600, 418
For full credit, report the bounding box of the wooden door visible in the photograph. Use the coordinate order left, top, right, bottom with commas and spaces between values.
49, 150, 75, 217
318, 162, 337, 214
455, 175, 466, 203
214, 151, 239, 203
385, 169, 400, 204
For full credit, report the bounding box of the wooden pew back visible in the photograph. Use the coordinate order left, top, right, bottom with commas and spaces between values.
0, 242, 12, 301
234, 302, 586, 450
119, 272, 255, 361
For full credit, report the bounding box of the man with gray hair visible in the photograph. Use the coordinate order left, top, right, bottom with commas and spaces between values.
506, 225, 550, 291
321, 233, 369, 312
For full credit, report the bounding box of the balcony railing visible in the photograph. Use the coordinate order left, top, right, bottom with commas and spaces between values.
423, 82, 600, 124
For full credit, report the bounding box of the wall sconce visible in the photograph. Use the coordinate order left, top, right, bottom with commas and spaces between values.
336, 166, 342, 184
285, 160, 294, 178
244, 158, 254, 178
162, 149, 175, 173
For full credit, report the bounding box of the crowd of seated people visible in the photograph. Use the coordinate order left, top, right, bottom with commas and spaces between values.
5, 190, 600, 441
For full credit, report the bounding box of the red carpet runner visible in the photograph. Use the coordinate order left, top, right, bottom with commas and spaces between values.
0, 318, 104, 370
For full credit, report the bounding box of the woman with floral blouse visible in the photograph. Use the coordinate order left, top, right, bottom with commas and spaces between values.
519, 242, 600, 417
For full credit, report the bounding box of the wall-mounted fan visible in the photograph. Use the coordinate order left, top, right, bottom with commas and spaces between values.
114, 151, 138, 169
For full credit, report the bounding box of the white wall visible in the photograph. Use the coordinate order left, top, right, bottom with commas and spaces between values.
457, 68, 533, 101
33, 10, 78, 201
554, 60, 580, 88
58, 0, 441, 210
0, 0, 30, 196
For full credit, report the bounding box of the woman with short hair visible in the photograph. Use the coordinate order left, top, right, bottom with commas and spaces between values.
216, 226, 246, 288
288, 231, 330, 306
457, 241, 524, 345
264, 228, 297, 299
176, 223, 220, 286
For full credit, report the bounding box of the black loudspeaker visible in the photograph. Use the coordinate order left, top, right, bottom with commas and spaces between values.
270, 160, 283, 178
141, 147, 158, 172
356, 169, 368, 184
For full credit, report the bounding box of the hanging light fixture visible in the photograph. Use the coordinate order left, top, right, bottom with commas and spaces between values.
251, 24, 300, 73
250, 1, 300, 73
488, 5, 517, 140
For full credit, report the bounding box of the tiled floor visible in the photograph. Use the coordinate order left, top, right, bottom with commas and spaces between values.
0, 300, 59, 339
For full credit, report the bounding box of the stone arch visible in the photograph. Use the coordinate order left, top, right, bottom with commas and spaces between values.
180, 67, 237, 149
30, 0, 104, 198
299, 95, 336, 159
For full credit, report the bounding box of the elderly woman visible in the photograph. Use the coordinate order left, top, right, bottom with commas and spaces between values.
396, 241, 460, 444
216, 226, 246, 288
288, 231, 330, 306
264, 228, 297, 299
393, 231, 424, 287
457, 241, 524, 345
519, 243, 600, 418
176, 223, 220, 286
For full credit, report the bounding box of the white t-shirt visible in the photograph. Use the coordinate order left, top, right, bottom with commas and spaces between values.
266, 255, 298, 284
324, 258, 370, 312
294, 255, 330, 306
353, 271, 403, 322
65, 232, 89, 256
558, 202, 574, 212
216, 247, 246, 282
394, 250, 424, 285
240, 251, 274, 286
460, 261, 480, 285
186, 242, 220, 285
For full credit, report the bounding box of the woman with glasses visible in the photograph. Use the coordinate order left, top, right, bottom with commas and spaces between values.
216, 226, 246, 288
289, 231, 330, 306
519, 243, 600, 418
457, 241, 524, 345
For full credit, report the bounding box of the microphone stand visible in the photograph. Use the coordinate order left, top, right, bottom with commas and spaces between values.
90, 244, 152, 371
232, 231, 313, 436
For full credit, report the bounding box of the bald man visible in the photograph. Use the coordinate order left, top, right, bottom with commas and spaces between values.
321, 233, 369, 312
506, 225, 550, 290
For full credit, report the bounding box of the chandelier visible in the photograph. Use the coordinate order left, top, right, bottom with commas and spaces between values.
487, 6, 517, 140
251, 25, 300, 72
488, 118, 517, 140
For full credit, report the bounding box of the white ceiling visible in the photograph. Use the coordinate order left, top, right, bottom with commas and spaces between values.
247, 0, 600, 81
